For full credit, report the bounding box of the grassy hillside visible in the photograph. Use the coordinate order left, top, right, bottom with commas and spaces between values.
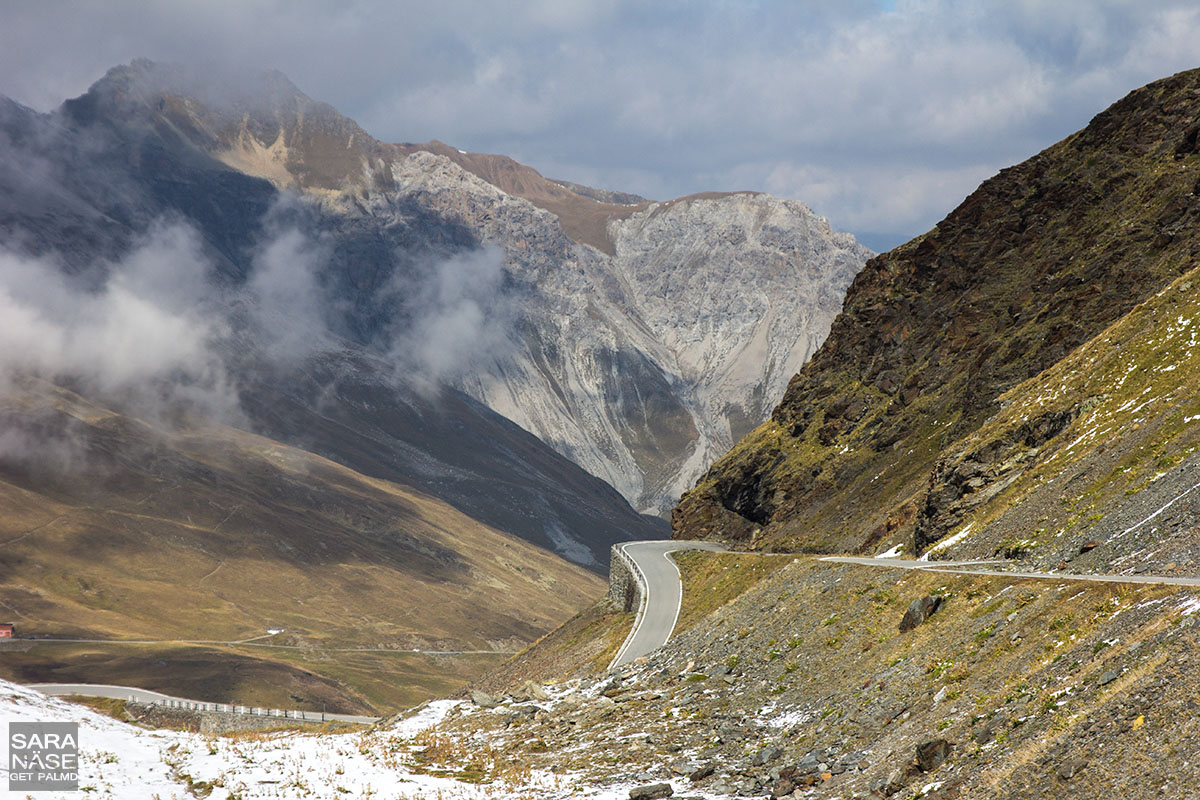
0, 377, 604, 712
673, 67, 1200, 556
893, 262, 1200, 571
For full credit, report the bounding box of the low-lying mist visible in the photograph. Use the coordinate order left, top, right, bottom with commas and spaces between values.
0, 202, 520, 473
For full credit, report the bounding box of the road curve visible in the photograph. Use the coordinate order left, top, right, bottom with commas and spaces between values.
28, 683, 380, 724
821, 556, 1200, 587
609, 540, 727, 669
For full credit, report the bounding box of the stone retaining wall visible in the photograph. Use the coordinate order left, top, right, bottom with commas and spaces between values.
606, 544, 643, 613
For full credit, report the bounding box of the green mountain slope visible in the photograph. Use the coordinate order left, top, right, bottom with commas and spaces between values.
673, 67, 1200, 555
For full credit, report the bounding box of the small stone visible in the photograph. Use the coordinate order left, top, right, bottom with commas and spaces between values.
1056, 758, 1088, 781
974, 712, 1007, 745
629, 782, 673, 800
688, 764, 715, 782
1080, 540, 1100, 553
1098, 670, 1119, 685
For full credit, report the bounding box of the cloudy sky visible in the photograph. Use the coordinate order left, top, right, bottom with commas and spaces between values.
2, 0, 1198, 251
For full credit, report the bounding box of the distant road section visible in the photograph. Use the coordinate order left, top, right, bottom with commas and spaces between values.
609, 540, 727, 669
821, 556, 1200, 587
28, 683, 380, 724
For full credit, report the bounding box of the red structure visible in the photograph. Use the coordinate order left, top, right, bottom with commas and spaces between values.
0, 623, 13, 638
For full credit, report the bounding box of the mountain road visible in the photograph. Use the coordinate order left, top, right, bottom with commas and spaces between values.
607, 545, 1200, 673
608, 540, 728, 669
820, 556, 1200, 587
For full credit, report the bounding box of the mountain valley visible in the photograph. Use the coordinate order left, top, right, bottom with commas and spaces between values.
0, 59, 866, 709
6, 53, 1200, 800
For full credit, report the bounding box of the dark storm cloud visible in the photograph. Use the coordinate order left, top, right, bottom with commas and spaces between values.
1, 0, 1198, 249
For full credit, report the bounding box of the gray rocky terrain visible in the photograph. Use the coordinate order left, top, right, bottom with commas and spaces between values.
315, 151, 869, 515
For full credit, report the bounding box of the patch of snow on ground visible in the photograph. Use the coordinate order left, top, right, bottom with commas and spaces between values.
759, 703, 812, 728
876, 543, 905, 558
1, 681, 187, 799
919, 523, 974, 561
1177, 596, 1200, 616
0, 681, 652, 800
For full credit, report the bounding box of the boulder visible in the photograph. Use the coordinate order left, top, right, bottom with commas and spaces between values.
1056, 758, 1088, 781
629, 782, 673, 800
916, 739, 952, 772
752, 745, 784, 766
512, 680, 550, 702
899, 595, 944, 632
469, 690, 503, 709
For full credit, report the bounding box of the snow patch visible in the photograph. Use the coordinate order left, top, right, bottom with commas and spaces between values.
1178, 596, 1200, 616
919, 522, 974, 561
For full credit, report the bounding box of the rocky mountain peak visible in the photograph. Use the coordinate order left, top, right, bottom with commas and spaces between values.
17, 59, 873, 517
62, 59, 393, 193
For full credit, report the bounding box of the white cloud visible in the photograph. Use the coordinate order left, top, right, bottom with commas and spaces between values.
246, 226, 331, 366
389, 245, 515, 389
0, 224, 235, 418
0, 0, 1199, 245
0, 228, 208, 383
761, 161, 998, 237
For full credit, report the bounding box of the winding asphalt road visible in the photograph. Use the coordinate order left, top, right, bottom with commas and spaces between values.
28, 683, 380, 724
606, 546, 1200, 672
608, 540, 728, 669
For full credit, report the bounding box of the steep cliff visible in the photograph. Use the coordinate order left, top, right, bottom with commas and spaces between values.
674, 66, 1200, 552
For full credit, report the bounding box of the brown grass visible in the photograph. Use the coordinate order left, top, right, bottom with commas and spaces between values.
0, 378, 602, 711
60, 694, 129, 722
674, 551, 795, 634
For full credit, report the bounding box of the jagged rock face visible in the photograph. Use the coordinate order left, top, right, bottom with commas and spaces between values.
611, 195, 866, 447
673, 66, 1200, 552
349, 155, 867, 515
